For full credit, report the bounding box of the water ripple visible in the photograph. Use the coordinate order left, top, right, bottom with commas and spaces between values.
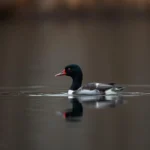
0, 85, 150, 97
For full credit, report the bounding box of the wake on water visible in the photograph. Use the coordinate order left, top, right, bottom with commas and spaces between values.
0, 84, 150, 97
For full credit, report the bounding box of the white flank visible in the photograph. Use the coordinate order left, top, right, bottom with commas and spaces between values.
76, 89, 100, 95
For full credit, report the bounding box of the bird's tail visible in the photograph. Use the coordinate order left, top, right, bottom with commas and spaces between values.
112, 85, 126, 92
108, 83, 126, 91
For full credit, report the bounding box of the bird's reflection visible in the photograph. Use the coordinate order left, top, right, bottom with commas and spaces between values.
79, 95, 126, 109
59, 95, 127, 121
62, 97, 83, 121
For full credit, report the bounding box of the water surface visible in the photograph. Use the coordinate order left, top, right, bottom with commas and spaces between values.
0, 16, 150, 150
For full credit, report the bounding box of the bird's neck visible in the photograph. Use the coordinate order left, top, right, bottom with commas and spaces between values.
70, 76, 82, 91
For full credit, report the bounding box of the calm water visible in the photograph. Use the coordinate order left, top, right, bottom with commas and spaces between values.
0, 16, 150, 150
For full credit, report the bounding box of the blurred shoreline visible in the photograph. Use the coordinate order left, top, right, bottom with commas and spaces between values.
1, 0, 150, 20
1, 8, 150, 21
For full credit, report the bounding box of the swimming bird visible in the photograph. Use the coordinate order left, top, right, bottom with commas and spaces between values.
55, 64, 124, 95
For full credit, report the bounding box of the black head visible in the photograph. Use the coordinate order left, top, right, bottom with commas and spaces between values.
55, 64, 83, 79
55, 64, 83, 90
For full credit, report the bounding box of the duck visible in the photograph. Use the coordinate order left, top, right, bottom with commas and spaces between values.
55, 64, 125, 95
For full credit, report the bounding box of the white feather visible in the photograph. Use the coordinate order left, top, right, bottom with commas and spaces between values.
76, 89, 100, 95
68, 89, 100, 95
68, 90, 74, 95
